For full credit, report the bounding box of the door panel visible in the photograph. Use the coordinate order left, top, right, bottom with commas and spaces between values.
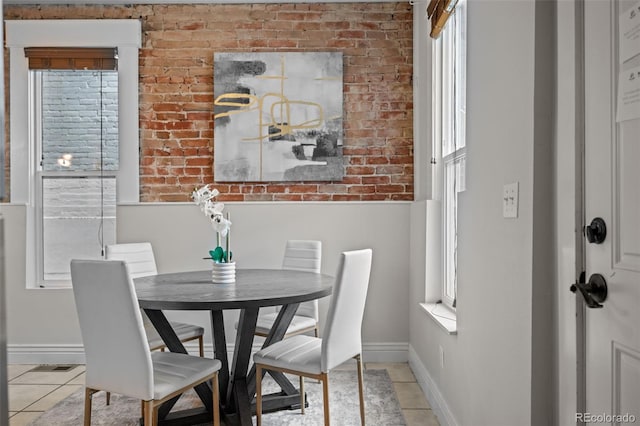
612, 343, 640, 419
616, 118, 640, 270
584, 0, 640, 423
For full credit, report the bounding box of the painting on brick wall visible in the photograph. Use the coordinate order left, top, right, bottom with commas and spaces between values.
213, 52, 343, 182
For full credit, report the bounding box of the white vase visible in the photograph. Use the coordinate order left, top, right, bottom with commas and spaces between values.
211, 262, 236, 284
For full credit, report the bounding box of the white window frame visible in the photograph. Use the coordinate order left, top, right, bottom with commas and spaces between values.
6, 20, 141, 289
33, 69, 119, 286
431, 1, 466, 309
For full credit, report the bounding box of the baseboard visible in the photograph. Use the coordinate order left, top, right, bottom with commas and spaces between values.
7, 344, 86, 364
8, 342, 410, 365
408, 345, 459, 426
362, 342, 409, 362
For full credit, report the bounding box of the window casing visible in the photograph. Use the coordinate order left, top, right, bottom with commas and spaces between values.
6, 20, 141, 289
432, 0, 466, 308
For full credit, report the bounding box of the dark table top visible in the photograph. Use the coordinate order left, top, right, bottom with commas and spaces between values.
135, 268, 334, 311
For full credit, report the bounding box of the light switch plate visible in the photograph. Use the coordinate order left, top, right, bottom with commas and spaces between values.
503, 182, 519, 218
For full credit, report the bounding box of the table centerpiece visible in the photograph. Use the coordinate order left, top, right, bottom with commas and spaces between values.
192, 184, 235, 283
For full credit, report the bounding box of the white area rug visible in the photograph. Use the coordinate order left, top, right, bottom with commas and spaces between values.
30, 370, 405, 425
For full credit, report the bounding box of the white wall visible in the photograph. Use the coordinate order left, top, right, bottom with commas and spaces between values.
409, 1, 556, 425
0, 202, 411, 363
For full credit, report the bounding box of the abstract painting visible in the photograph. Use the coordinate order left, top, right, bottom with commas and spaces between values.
213, 52, 343, 182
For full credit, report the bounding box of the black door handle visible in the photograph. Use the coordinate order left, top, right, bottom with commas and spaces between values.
570, 273, 608, 308
584, 217, 606, 244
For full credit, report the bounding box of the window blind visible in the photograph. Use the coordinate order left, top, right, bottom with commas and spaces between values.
427, 0, 459, 39
24, 47, 117, 70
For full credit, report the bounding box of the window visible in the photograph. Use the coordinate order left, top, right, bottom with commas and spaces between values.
432, 0, 466, 309
34, 69, 118, 286
6, 20, 141, 288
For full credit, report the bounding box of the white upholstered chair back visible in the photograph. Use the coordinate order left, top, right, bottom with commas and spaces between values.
281, 240, 322, 273
70, 260, 154, 400
280, 240, 322, 320
105, 242, 205, 359
321, 249, 372, 372
105, 243, 158, 330
105, 243, 158, 279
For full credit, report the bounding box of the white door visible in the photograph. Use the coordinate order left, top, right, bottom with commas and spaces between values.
581, 0, 640, 423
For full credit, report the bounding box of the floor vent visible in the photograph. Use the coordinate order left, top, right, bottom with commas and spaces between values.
30, 365, 77, 372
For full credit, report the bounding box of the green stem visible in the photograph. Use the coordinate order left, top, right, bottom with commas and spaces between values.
225, 212, 231, 263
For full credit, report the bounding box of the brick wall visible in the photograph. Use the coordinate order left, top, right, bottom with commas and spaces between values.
4, 3, 414, 202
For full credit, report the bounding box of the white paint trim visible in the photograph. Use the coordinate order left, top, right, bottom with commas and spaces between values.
419, 303, 457, 334
7, 344, 86, 364
362, 342, 409, 362
573, 0, 587, 419
425, 199, 443, 302
408, 345, 458, 426
5, 19, 141, 204
117, 44, 142, 202
412, 1, 433, 200
6, 46, 31, 205
5, 19, 141, 289
5, 20, 141, 48
8, 342, 409, 364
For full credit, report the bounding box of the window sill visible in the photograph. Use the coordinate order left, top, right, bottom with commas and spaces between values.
420, 302, 457, 335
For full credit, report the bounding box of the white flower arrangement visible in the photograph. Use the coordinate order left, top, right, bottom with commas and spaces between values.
192, 185, 232, 263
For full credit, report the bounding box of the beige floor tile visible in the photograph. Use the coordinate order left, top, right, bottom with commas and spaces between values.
403, 409, 440, 426
67, 371, 85, 385
393, 382, 431, 410
332, 359, 358, 371
366, 362, 385, 370
8, 362, 425, 423
26, 384, 82, 411
9, 365, 84, 385
366, 363, 416, 382
8, 384, 58, 412
7, 365, 36, 381
9, 411, 44, 426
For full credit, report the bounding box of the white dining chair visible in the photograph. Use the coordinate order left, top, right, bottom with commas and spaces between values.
253, 240, 322, 338
254, 248, 373, 426
70, 259, 221, 426
106, 243, 205, 357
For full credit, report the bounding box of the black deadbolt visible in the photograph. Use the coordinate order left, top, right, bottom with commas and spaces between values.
585, 217, 606, 244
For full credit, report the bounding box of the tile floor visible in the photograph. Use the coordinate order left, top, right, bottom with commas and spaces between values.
7, 362, 440, 426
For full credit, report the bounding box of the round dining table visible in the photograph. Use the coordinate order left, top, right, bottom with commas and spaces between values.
135, 268, 333, 426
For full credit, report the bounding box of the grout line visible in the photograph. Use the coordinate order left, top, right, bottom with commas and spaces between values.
9, 363, 435, 424
8, 370, 31, 383
20, 383, 65, 412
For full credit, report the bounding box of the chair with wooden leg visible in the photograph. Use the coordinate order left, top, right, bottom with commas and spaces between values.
105, 243, 205, 406
70, 259, 221, 426
252, 240, 323, 338
106, 243, 205, 356
254, 249, 373, 426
